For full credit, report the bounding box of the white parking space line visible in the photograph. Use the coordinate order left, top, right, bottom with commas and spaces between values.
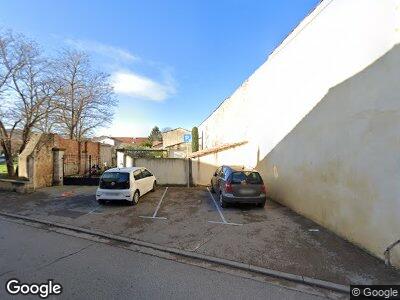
206, 187, 242, 226
208, 220, 242, 226
72, 206, 103, 215
206, 187, 227, 222
87, 207, 102, 215
139, 187, 168, 220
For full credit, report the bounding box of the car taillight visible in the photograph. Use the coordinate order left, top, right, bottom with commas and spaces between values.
261, 185, 266, 194
225, 182, 233, 193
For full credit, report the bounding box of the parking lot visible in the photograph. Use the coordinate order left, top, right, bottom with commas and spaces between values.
0, 185, 399, 286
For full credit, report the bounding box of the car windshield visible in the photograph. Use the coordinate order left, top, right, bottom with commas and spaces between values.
230, 171, 263, 184
100, 172, 130, 189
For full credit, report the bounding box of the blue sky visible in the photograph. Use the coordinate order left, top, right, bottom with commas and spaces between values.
0, 0, 319, 137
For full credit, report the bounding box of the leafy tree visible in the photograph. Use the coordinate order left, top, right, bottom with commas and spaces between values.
148, 126, 162, 142
140, 140, 153, 148
192, 126, 199, 152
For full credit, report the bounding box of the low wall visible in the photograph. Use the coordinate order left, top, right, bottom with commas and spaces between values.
130, 157, 188, 186
0, 179, 34, 193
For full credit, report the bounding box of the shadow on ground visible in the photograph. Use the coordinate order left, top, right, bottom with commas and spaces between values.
0, 185, 399, 286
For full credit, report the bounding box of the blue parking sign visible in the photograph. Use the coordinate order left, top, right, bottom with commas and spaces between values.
183, 134, 192, 143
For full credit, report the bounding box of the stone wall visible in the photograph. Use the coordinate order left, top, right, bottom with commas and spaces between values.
33, 134, 56, 188
15, 134, 108, 191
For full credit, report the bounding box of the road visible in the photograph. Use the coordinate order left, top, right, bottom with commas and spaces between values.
0, 217, 326, 300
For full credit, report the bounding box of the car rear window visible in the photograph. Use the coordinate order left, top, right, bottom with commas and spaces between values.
230, 171, 263, 184
100, 172, 130, 189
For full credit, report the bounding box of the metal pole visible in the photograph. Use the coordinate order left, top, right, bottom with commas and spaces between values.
187, 143, 189, 188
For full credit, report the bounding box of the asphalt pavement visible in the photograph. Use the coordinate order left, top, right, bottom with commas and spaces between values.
0, 186, 398, 286
0, 217, 327, 300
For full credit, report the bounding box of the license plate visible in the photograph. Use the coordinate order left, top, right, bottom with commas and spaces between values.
106, 192, 119, 196
240, 189, 253, 195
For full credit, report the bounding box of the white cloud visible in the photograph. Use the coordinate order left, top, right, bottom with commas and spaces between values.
65, 38, 137, 63
64, 38, 176, 102
111, 71, 175, 101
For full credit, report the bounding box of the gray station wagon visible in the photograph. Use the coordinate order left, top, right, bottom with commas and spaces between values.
210, 165, 267, 208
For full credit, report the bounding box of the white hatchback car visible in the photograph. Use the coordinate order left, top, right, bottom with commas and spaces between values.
96, 167, 157, 205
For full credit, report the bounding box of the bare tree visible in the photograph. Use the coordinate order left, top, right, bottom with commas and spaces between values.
9, 41, 59, 153
0, 31, 115, 177
34, 80, 59, 134
0, 30, 26, 176
53, 49, 116, 140
0, 30, 59, 176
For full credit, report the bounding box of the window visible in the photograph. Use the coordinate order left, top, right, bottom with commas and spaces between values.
133, 170, 143, 180
142, 169, 152, 178
230, 171, 263, 185
100, 172, 130, 189
223, 167, 230, 179
215, 167, 221, 176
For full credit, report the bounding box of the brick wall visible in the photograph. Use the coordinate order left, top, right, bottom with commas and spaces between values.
54, 135, 101, 176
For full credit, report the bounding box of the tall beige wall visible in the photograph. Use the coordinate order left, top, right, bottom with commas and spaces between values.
199, 0, 400, 159
192, 143, 255, 186
197, 0, 400, 266
258, 45, 400, 267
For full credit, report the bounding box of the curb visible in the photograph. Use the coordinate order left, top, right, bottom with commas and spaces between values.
0, 211, 349, 294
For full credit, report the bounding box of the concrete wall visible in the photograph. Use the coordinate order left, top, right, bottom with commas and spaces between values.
117, 151, 188, 185
0, 179, 34, 193
117, 151, 124, 168
259, 44, 400, 267
133, 158, 188, 185
192, 142, 254, 186
197, 0, 400, 266
168, 149, 187, 159
100, 144, 112, 167
199, 0, 399, 159
98, 137, 115, 146
162, 128, 190, 148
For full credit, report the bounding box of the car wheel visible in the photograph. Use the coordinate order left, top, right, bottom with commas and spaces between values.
219, 193, 227, 208
97, 199, 105, 205
257, 202, 265, 208
131, 191, 140, 206
151, 181, 156, 192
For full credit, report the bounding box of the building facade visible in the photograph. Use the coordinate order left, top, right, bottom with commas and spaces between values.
198, 0, 400, 267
